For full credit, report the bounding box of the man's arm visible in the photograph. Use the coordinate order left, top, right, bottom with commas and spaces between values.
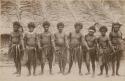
107, 36, 115, 53
81, 35, 89, 50
51, 33, 56, 51
37, 34, 41, 49
23, 33, 27, 48
20, 32, 25, 50
51, 33, 56, 65
65, 34, 69, 49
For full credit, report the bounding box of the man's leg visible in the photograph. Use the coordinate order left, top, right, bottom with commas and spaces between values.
91, 58, 95, 76
40, 50, 45, 74
17, 58, 21, 76
33, 54, 36, 76
112, 60, 115, 76
58, 56, 62, 73
62, 59, 66, 74
14, 58, 18, 74
98, 64, 104, 76
85, 52, 90, 75
48, 55, 53, 74
77, 53, 82, 75
13, 47, 18, 74
68, 54, 73, 73
116, 57, 120, 76
105, 63, 109, 77
27, 61, 31, 76
27, 52, 31, 76
40, 59, 45, 74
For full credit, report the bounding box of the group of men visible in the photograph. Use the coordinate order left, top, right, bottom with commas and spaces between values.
9, 21, 123, 77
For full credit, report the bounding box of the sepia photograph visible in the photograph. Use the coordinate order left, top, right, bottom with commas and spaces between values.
0, 0, 125, 81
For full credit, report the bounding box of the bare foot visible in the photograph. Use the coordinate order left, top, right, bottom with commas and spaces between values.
13, 71, 18, 74
16, 74, 21, 77
92, 73, 95, 78
58, 71, 62, 74
33, 73, 36, 76
39, 72, 44, 75
112, 73, 115, 76
116, 73, 120, 76
106, 74, 109, 77
27, 74, 31, 77
50, 72, 54, 75
85, 72, 90, 75
98, 73, 103, 76
79, 72, 83, 76
65, 71, 70, 75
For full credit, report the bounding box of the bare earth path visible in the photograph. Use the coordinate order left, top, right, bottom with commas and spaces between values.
0, 61, 125, 81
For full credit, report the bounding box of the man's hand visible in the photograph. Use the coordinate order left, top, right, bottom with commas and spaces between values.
52, 53, 56, 66
38, 46, 42, 50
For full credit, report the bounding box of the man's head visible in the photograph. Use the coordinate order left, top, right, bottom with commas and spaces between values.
43, 21, 50, 32
112, 22, 121, 32
28, 22, 35, 32
88, 26, 96, 35
99, 26, 107, 36
74, 22, 83, 33
57, 22, 64, 32
13, 21, 21, 32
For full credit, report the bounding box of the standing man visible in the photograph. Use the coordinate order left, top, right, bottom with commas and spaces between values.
97, 26, 113, 77
38, 21, 55, 75
24, 22, 38, 76
109, 22, 123, 76
67, 22, 89, 75
54, 22, 69, 74
9, 21, 24, 76
85, 26, 97, 76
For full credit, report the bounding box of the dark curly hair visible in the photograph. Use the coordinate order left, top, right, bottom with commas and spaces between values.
99, 26, 108, 32
112, 22, 122, 27
13, 21, 21, 28
57, 22, 64, 28
74, 22, 83, 29
28, 22, 35, 28
42, 21, 50, 27
111, 22, 121, 31
89, 26, 96, 32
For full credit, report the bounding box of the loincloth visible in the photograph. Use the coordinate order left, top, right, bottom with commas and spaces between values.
26, 46, 37, 64
69, 45, 82, 63
56, 46, 67, 61
98, 47, 111, 65
111, 45, 123, 61
9, 44, 23, 60
41, 45, 53, 62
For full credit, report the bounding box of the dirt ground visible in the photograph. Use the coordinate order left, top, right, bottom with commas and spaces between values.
0, 61, 125, 81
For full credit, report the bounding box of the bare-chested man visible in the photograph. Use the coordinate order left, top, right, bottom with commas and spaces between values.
109, 22, 123, 76
9, 21, 24, 76
38, 21, 55, 75
54, 22, 69, 75
85, 26, 97, 76
67, 22, 89, 75
24, 22, 38, 76
97, 26, 113, 77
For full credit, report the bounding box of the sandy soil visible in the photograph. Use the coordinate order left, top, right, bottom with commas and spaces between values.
0, 61, 125, 81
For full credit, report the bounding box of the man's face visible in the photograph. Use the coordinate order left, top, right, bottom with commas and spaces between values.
29, 27, 34, 32
101, 30, 106, 36
58, 26, 64, 32
113, 25, 120, 32
75, 26, 81, 32
13, 25, 19, 32
44, 25, 49, 32
88, 30, 94, 35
